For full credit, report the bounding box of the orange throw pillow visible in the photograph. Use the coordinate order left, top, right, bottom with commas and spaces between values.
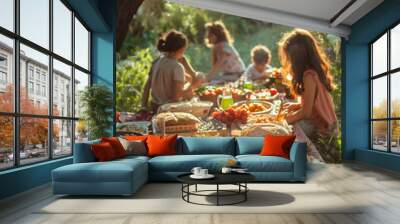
146, 135, 177, 157
91, 142, 117, 162
101, 137, 126, 158
260, 135, 296, 159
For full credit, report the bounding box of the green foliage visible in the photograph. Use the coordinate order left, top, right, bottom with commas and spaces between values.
79, 84, 113, 140
116, 48, 154, 112
117, 0, 342, 121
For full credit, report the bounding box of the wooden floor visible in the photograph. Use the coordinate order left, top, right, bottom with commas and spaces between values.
1, 162, 400, 224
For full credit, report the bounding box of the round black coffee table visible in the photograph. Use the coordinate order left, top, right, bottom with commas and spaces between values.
177, 173, 255, 206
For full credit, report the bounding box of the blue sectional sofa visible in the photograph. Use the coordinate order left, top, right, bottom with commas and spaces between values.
52, 137, 307, 196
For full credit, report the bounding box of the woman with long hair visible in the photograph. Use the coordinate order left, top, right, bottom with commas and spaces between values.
279, 29, 340, 163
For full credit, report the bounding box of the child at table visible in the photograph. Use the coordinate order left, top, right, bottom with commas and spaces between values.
279, 29, 339, 163
244, 45, 273, 81
204, 21, 245, 83
141, 30, 196, 113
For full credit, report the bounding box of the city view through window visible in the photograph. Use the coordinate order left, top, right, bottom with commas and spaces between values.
0, 0, 91, 170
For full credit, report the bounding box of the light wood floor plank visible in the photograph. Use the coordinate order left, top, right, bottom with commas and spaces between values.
1, 162, 400, 224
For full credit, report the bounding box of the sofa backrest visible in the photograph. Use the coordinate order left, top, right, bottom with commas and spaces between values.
176, 137, 236, 155
73, 140, 100, 163
235, 137, 264, 155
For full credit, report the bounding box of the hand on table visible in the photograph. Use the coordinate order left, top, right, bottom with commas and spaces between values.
282, 102, 301, 112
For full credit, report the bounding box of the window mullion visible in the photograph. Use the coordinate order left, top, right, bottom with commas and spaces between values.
48, 0, 54, 160
13, 0, 20, 167
387, 30, 391, 152
71, 10, 76, 155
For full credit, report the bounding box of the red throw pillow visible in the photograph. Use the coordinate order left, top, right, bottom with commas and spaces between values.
260, 135, 296, 159
146, 135, 177, 157
101, 137, 126, 158
91, 142, 117, 162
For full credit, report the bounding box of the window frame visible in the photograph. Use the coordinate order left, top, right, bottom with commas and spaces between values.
370, 20, 400, 154
0, 0, 92, 171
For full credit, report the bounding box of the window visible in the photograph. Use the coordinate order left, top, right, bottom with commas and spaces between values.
53, 59, 72, 117
370, 23, 400, 154
0, 0, 91, 170
28, 81, 34, 94
20, 0, 49, 48
53, 0, 72, 60
0, 34, 13, 113
0, 53, 8, 90
42, 85, 46, 97
0, 0, 14, 32
28, 67, 34, 80
41, 73, 46, 83
35, 70, 41, 81
35, 84, 40, 95
74, 18, 90, 70
0, 71, 7, 85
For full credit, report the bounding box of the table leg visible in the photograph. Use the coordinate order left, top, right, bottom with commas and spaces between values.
195, 184, 198, 192
187, 184, 190, 202
217, 184, 219, 206
245, 183, 247, 201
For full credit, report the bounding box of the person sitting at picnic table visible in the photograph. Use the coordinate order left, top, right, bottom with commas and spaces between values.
244, 45, 273, 81
204, 21, 245, 83
141, 30, 196, 113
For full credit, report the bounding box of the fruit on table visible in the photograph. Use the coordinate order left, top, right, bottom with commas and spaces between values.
269, 88, 278, 96
212, 107, 249, 124
200, 87, 224, 96
198, 86, 245, 97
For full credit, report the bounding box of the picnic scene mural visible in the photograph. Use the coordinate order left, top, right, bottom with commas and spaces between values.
116, 0, 342, 163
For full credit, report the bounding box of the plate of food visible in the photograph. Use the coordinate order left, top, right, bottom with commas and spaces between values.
158, 100, 213, 118
230, 100, 273, 115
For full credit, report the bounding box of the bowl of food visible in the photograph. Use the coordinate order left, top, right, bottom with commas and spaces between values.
230, 100, 273, 115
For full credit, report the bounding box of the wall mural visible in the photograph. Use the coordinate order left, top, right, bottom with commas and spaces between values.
116, 0, 342, 163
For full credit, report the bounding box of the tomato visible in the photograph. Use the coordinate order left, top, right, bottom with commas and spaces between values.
269, 88, 278, 96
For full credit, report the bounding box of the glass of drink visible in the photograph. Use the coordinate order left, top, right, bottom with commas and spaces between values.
219, 95, 234, 110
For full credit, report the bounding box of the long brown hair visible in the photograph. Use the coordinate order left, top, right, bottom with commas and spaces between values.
278, 29, 334, 94
205, 21, 234, 46
157, 29, 188, 53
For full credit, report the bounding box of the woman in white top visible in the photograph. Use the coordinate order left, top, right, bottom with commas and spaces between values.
141, 30, 195, 113
204, 21, 245, 83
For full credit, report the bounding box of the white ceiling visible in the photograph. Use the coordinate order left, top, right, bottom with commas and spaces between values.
226, 0, 352, 22
168, 0, 384, 38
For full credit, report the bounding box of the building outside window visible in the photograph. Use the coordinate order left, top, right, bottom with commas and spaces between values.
0, 0, 91, 170
0, 54, 7, 90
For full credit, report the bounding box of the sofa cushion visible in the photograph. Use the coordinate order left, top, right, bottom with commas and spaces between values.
101, 137, 127, 158
177, 137, 235, 155
260, 135, 296, 159
73, 140, 100, 163
147, 135, 177, 157
91, 142, 118, 162
235, 137, 264, 155
53, 158, 147, 183
236, 155, 293, 172
149, 154, 235, 172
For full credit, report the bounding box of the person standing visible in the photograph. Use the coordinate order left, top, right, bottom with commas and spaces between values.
278, 29, 340, 163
